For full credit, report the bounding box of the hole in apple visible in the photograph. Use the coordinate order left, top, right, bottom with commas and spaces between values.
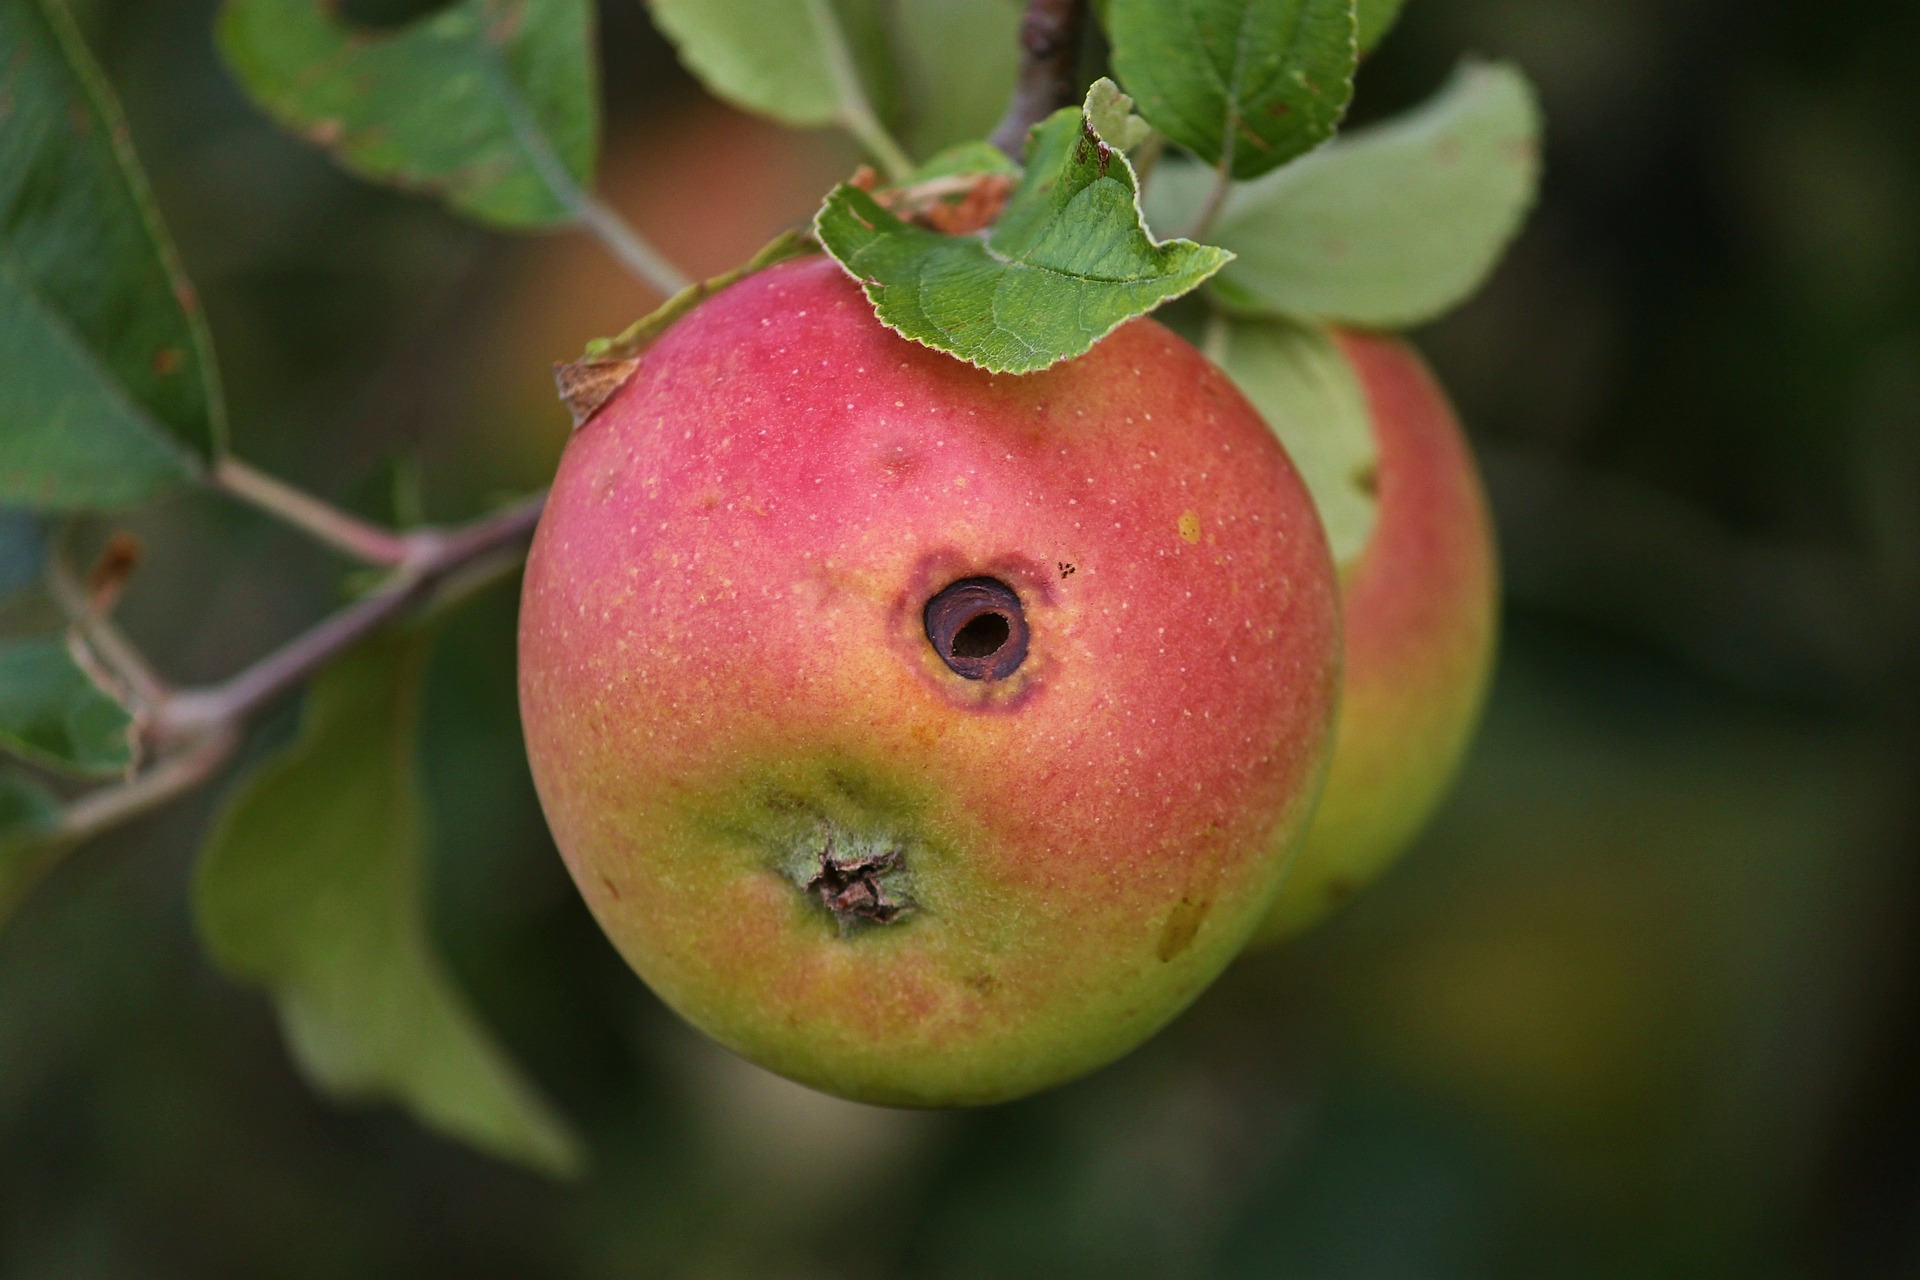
924, 577, 1029, 681
952, 612, 1010, 658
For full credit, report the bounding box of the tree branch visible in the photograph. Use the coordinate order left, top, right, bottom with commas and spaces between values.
155, 493, 544, 746
990, 0, 1091, 158
55, 726, 238, 846
26, 493, 545, 858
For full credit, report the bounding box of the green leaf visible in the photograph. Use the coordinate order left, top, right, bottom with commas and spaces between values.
218, 0, 599, 228
1205, 60, 1543, 327
0, 634, 135, 778
1206, 316, 1377, 567
1085, 79, 1154, 152
0, 771, 66, 929
814, 82, 1232, 375
1357, 0, 1406, 52
0, 0, 224, 511
908, 141, 1022, 184
893, 0, 1024, 159
194, 634, 582, 1177
648, 0, 909, 176
1108, 0, 1358, 181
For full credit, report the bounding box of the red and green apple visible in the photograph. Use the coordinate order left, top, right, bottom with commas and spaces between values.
518, 257, 1341, 1105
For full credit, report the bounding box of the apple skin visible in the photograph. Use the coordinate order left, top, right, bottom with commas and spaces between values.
1250, 330, 1499, 944
518, 256, 1340, 1106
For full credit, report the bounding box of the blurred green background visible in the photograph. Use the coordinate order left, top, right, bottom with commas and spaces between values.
4, 0, 1918, 1276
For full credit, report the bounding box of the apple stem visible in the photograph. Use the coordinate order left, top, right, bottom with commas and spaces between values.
572, 194, 695, 298
990, 0, 1091, 159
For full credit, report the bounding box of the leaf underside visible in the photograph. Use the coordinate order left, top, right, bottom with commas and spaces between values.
1206, 59, 1544, 328
194, 634, 582, 1177
648, 0, 900, 132
893, 0, 1025, 157
1208, 315, 1379, 568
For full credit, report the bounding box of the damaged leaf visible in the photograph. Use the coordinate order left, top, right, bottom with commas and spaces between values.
814, 80, 1231, 374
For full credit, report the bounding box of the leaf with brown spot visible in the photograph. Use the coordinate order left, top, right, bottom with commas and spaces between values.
0, 0, 224, 510
219, 0, 598, 228
1108, 0, 1358, 181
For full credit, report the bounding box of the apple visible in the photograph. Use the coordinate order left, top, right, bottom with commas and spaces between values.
1250, 330, 1499, 944
518, 256, 1340, 1106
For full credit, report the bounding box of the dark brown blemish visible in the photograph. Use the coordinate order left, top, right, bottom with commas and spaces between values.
1057, 561, 1076, 578
600, 873, 622, 901
806, 834, 911, 933
1156, 897, 1212, 962
1352, 460, 1380, 499
85, 532, 141, 613
924, 577, 1029, 681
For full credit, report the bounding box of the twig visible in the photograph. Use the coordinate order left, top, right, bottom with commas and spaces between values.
990, 0, 1090, 158
214, 456, 416, 566
155, 494, 545, 745
45, 548, 171, 713
55, 727, 239, 846
29, 493, 544, 857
